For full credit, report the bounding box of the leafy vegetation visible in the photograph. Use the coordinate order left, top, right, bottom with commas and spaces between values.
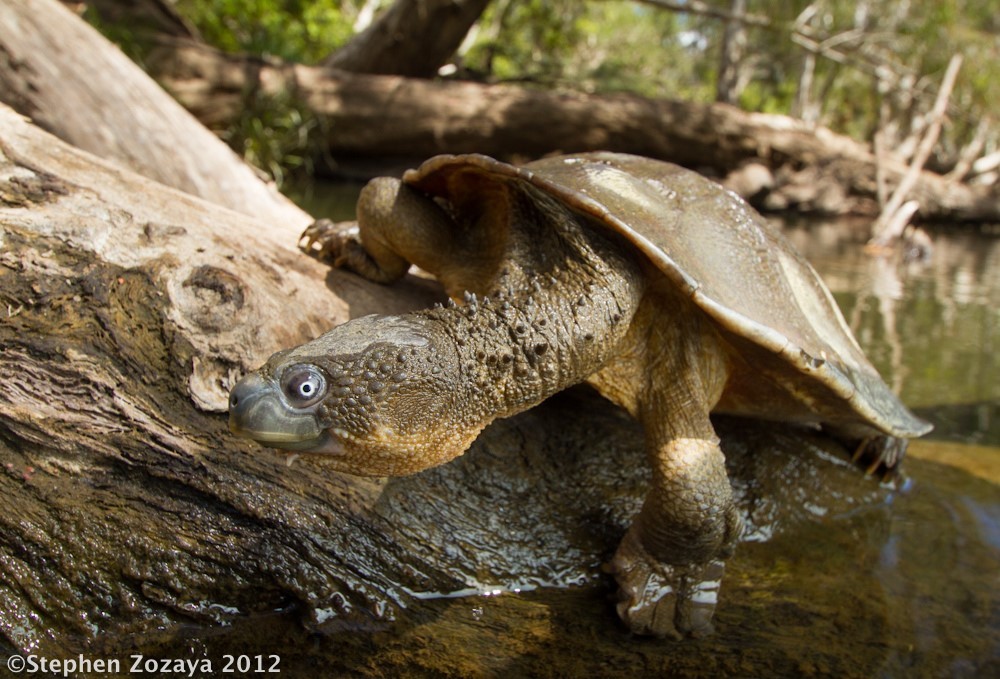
174, 0, 354, 63
223, 88, 325, 187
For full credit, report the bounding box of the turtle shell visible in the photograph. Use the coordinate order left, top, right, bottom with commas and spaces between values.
404, 152, 931, 438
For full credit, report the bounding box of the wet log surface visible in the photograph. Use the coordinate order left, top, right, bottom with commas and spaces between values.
2, 107, 998, 678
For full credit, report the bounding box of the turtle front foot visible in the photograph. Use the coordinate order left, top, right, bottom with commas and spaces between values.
300, 218, 363, 266
609, 527, 726, 639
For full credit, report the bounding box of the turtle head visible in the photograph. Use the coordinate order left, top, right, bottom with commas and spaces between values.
229, 314, 473, 476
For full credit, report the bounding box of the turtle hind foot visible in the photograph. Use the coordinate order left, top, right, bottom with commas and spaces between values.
850, 435, 908, 479
608, 528, 725, 640
299, 219, 403, 284
300, 218, 361, 264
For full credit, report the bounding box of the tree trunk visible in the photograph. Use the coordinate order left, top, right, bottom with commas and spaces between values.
0, 0, 303, 228
323, 0, 492, 77
716, 0, 748, 105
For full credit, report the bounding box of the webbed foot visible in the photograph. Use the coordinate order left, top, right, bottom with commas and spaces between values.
609, 527, 726, 639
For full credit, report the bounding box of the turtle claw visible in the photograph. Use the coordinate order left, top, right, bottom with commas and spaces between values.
610, 529, 725, 639
850, 434, 908, 478
300, 218, 362, 265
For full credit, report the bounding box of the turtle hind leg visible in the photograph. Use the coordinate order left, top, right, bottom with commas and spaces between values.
610, 513, 734, 640
300, 177, 470, 286
595, 295, 741, 639
609, 434, 744, 639
300, 216, 410, 284
299, 218, 382, 275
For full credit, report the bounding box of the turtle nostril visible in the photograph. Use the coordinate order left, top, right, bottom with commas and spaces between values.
229, 373, 267, 421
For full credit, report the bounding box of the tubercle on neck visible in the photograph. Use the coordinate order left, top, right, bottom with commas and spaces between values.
418, 265, 643, 424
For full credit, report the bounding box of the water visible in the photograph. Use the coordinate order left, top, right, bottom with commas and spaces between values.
181, 183, 1000, 676
781, 218, 999, 448
774, 220, 1000, 676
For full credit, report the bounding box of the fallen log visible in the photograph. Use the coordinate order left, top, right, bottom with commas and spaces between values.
143, 40, 1000, 223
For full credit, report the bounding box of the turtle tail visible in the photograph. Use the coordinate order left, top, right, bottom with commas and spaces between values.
849, 435, 908, 479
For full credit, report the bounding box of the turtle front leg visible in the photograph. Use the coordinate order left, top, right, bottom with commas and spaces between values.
605, 329, 743, 639
610, 435, 742, 639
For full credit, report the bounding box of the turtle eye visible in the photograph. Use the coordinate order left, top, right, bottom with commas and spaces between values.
280, 365, 327, 408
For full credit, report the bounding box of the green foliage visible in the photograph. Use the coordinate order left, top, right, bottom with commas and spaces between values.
167, 1, 372, 182
223, 88, 324, 188
175, 0, 359, 63
732, 0, 998, 148
461, 0, 585, 83
462, 1, 716, 100
457, 0, 998, 160
80, 6, 152, 67
890, 0, 1000, 150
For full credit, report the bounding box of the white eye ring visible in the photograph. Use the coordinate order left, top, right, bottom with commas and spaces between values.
281, 366, 327, 408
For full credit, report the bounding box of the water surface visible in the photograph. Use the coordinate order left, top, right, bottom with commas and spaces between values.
782, 218, 999, 447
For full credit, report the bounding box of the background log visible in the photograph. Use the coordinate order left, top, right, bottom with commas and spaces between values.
144, 40, 1000, 222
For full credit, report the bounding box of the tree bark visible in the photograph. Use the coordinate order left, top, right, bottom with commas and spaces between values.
715, 0, 748, 105
0, 0, 304, 228
323, 0, 492, 77
0, 101, 447, 654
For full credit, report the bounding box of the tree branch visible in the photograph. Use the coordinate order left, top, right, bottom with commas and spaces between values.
871, 54, 963, 245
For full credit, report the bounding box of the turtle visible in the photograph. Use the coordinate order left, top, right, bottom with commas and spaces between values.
228, 152, 931, 639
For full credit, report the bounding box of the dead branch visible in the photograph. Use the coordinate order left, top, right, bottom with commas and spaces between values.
870, 55, 963, 246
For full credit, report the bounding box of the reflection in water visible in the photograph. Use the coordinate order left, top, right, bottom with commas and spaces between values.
778, 219, 1000, 673
782, 218, 1000, 447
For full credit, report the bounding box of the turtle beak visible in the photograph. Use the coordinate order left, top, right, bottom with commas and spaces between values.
228, 373, 325, 449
